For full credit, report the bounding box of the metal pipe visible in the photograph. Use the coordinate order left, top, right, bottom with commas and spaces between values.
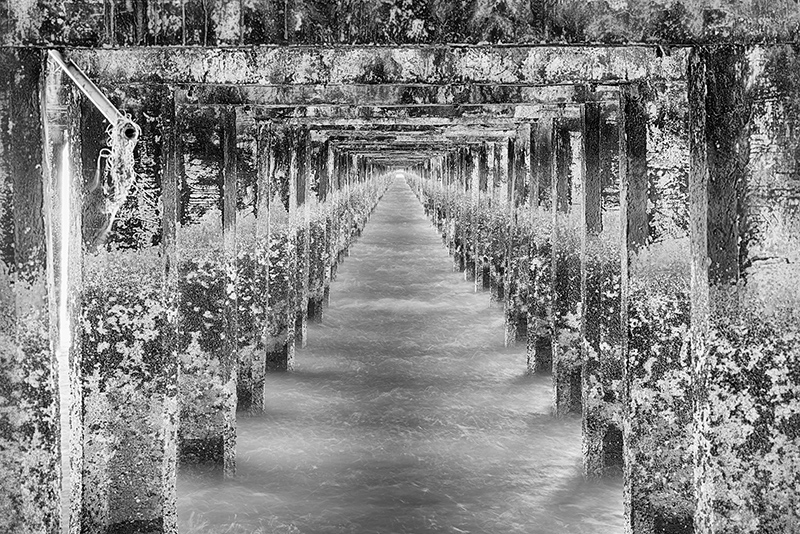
47, 49, 139, 141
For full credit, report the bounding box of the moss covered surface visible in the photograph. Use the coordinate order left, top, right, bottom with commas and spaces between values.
6, 0, 800, 46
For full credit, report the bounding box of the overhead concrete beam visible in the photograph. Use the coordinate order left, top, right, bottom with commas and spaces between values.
174, 84, 619, 107
248, 104, 584, 121
282, 118, 523, 128
315, 129, 515, 142
67, 46, 687, 86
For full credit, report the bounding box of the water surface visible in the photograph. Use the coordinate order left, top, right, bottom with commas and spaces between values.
178, 179, 624, 534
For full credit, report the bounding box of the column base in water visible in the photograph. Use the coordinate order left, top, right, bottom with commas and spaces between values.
627, 505, 693, 534
308, 295, 324, 323
266, 343, 293, 372
526, 333, 552, 374
583, 414, 624, 478
453, 243, 465, 272
295, 311, 308, 348
177, 378, 236, 478
504, 306, 527, 347
489, 267, 504, 302
552, 355, 582, 418
464, 258, 476, 282
481, 265, 491, 291
107, 518, 166, 534
179, 436, 224, 468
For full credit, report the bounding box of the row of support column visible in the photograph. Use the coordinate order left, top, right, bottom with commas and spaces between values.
0, 48, 390, 533
415, 45, 800, 534
2, 44, 799, 534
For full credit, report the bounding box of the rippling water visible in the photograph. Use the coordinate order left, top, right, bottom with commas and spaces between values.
177, 179, 624, 534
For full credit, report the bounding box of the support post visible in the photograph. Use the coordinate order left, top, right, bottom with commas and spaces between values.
322, 140, 334, 305
489, 141, 509, 303
470, 145, 482, 291
244, 122, 271, 413
234, 113, 260, 414
159, 89, 180, 530
74, 83, 183, 530
689, 45, 800, 534
0, 47, 61, 534
220, 107, 238, 478
621, 79, 694, 533
265, 125, 295, 372
56, 61, 86, 534
581, 99, 624, 478
175, 105, 237, 478
527, 116, 554, 374
307, 140, 326, 324
452, 149, 466, 273
464, 148, 476, 283
551, 114, 582, 417
505, 125, 531, 346
476, 144, 491, 291
292, 128, 310, 349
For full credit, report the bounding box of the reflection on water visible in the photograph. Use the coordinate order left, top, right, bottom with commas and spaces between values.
177, 180, 624, 534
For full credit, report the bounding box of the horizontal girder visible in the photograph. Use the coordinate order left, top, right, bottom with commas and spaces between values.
175, 84, 620, 107
67, 46, 687, 86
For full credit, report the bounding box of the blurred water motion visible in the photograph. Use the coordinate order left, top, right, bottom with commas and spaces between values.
177, 180, 624, 534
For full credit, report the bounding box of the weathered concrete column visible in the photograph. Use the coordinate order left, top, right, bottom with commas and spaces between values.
46, 60, 85, 534
463, 147, 477, 283
449, 152, 459, 256
527, 116, 554, 374
475, 143, 492, 292
551, 113, 583, 418
341, 153, 354, 256
73, 83, 181, 530
440, 154, 450, 242
489, 140, 509, 303
234, 113, 263, 414
175, 105, 237, 478
443, 152, 456, 253
433, 156, 445, 233
426, 158, 436, 223
503, 135, 518, 344
340, 151, 351, 258
421, 161, 433, 216
345, 155, 355, 238
452, 148, 467, 273
688, 45, 800, 534
322, 140, 334, 305
461, 147, 472, 275
237, 119, 269, 414
292, 128, 310, 349
621, 79, 694, 533
350, 155, 362, 239
0, 47, 61, 534
264, 124, 296, 372
581, 99, 624, 479
158, 91, 181, 531
307, 140, 328, 324
504, 125, 531, 347
334, 152, 346, 264
221, 106, 239, 477
469, 145, 483, 291
329, 148, 343, 280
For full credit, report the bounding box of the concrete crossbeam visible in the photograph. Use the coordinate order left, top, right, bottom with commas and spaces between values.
67, 46, 687, 86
